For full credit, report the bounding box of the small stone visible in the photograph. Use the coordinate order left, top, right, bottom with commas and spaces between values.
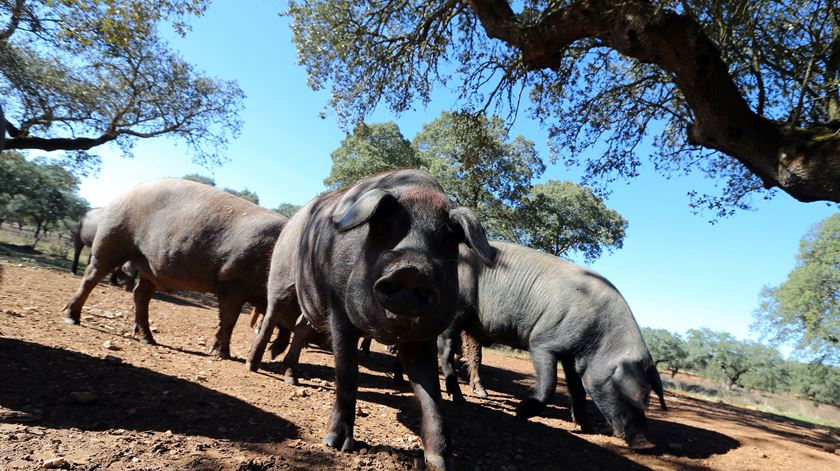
42, 457, 69, 469
356, 406, 368, 417
358, 448, 368, 455
69, 391, 98, 405
757, 450, 768, 459
294, 389, 309, 398
103, 340, 120, 351
196, 338, 206, 346
82, 315, 95, 321
0, 408, 41, 423
196, 372, 208, 382
104, 355, 122, 365
150, 327, 159, 333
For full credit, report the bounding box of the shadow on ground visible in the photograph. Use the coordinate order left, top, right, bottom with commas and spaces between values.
0, 337, 298, 442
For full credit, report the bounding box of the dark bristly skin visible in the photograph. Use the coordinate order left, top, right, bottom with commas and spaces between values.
439, 241, 667, 450
246, 170, 495, 471
71, 208, 138, 291
61, 179, 287, 359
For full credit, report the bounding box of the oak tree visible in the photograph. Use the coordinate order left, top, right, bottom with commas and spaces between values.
288, 0, 840, 214
0, 0, 243, 165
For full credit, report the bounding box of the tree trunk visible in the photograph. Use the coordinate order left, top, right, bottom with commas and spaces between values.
467, 0, 840, 203
31, 220, 43, 248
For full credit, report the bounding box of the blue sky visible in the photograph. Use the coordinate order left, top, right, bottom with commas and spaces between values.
65, 0, 836, 342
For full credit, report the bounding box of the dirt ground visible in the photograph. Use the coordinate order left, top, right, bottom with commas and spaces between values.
1, 261, 839, 470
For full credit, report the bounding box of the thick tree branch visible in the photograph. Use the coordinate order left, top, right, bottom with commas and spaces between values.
5, 132, 117, 152
0, 0, 26, 41
467, 0, 840, 203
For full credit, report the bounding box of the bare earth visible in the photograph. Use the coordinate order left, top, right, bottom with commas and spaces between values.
1, 261, 839, 470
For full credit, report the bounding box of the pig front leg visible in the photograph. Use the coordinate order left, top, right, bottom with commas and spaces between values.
323, 315, 360, 452
399, 340, 453, 471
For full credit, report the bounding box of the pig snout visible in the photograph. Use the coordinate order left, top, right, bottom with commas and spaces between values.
373, 265, 439, 316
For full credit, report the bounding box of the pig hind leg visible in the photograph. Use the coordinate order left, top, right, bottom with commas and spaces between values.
460, 330, 487, 398
516, 347, 558, 419
437, 331, 465, 402
247, 284, 296, 372
280, 316, 315, 385
132, 276, 157, 344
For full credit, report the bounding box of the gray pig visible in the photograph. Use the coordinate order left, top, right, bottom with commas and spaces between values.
247, 170, 494, 471
61, 179, 287, 359
438, 241, 666, 450
71, 207, 138, 290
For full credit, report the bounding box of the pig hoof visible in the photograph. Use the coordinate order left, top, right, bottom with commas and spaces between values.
284, 375, 298, 386
323, 429, 354, 452
140, 337, 157, 345
424, 453, 452, 471
63, 316, 80, 325
473, 385, 488, 398
515, 398, 545, 419
246, 360, 260, 372
628, 435, 656, 452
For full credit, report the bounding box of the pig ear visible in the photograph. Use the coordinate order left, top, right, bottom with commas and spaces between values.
450, 207, 496, 267
332, 188, 396, 232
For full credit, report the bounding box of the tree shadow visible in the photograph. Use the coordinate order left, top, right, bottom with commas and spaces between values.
668, 395, 839, 453
0, 337, 298, 442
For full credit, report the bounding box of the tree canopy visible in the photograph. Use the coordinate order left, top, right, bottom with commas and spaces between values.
513, 180, 627, 261
287, 0, 840, 214
754, 213, 840, 364
325, 112, 626, 262
0, 0, 243, 166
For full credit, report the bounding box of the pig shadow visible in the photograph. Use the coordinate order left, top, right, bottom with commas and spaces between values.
0, 337, 297, 442
288, 349, 738, 467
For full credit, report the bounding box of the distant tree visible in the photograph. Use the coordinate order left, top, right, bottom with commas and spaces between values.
274, 203, 301, 218
182, 174, 216, 187
753, 214, 840, 364
324, 122, 421, 190
513, 180, 626, 261
223, 188, 259, 205
642, 328, 689, 377
0, 152, 89, 245
324, 113, 625, 263
1, 0, 243, 166
684, 327, 784, 390
787, 361, 840, 406
414, 112, 545, 239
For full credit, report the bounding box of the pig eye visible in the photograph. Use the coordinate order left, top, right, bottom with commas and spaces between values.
441, 223, 465, 246
368, 204, 410, 243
